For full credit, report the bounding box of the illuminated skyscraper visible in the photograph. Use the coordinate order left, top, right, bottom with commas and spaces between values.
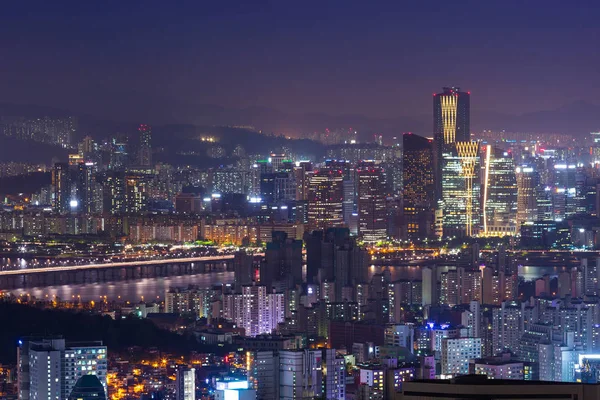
356, 161, 387, 243
516, 165, 539, 230
433, 87, 471, 202
138, 124, 152, 166
52, 163, 71, 214
307, 168, 344, 232
551, 163, 584, 220
440, 141, 481, 238
403, 133, 434, 239
294, 161, 313, 201
482, 145, 518, 236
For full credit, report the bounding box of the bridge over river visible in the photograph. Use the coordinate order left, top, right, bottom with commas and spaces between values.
0, 254, 263, 289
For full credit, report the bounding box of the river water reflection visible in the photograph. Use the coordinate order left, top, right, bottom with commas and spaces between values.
6, 264, 567, 302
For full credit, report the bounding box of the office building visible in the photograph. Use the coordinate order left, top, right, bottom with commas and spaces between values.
294, 161, 313, 201
440, 141, 481, 237
307, 168, 344, 231
516, 166, 539, 230
433, 87, 471, 203
482, 145, 518, 236
356, 162, 387, 243
402, 133, 434, 239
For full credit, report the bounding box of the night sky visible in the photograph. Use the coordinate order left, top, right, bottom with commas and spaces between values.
1, 1, 599, 124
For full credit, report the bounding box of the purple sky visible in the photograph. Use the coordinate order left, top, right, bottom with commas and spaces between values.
1, 1, 599, 122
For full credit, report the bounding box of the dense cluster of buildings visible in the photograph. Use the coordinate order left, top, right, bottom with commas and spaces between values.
6, 87, 600, 399
2, 88, 600, 250
0, 116, 77, 148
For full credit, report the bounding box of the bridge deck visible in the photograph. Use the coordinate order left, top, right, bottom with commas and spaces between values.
0, 254, 241, 276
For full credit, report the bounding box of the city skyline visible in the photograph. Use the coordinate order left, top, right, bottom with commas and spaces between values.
0, 2, 599, 135
4, 2, 600, 399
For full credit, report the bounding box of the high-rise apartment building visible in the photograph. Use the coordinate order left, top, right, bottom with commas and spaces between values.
440, 267, 481, 307
492, 302, 523, 356
124, 173, 149, 213
223, 284, 284, 337
323, 348, 346, 400
441, 337, 482, 377
356, 162, 387, 243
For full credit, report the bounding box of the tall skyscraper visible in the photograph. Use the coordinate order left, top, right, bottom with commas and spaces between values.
307, 168, 344, 232
138, 124, 152, 166
516, 165, 539, 231
356, 161, 387, 243
433, 87, 471, 202
52, 163, 72, 214
440, 141, 481, 237
294, 161, 313, 201
482, 145, 518, 236
403, 133, 434, 239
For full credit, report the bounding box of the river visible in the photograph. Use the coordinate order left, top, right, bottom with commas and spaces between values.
5, 264, 568, 302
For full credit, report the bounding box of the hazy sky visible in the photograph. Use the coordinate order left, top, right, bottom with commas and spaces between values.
1, 1, 599, 122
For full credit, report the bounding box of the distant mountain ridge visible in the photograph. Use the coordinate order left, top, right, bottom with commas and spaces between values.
1, 100, 599, 141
